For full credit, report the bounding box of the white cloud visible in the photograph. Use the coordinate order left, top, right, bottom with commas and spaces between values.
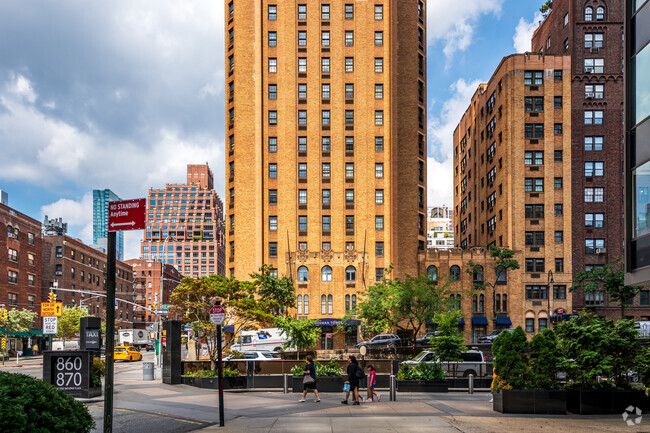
41, 193, 94, 243
513, 11, 544, 53
427, 0, 504, 58
427, 78, 483, 207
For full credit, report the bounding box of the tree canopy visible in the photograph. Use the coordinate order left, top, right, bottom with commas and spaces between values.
58, 306, 89, 341
1, 309, 37, 335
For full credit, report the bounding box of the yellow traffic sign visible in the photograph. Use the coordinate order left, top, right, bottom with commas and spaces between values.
1, 338, 6, 350
41, 302, 63, 317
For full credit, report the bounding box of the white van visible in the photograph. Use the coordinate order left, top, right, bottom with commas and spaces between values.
231, 328, 295, 353
635, 321, 650, 337
51, 340, 80, 351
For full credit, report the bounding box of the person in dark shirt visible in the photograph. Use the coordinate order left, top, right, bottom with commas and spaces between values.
299, 355, 320, 402
342, 355, 360, 405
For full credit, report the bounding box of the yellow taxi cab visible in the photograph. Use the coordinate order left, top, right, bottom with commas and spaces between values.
114, 346, 142, 362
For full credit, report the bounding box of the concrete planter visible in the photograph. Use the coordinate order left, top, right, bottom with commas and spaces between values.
493, 390, 566, 414
181, 375, 247, 390
566, 390, 650, 414
292, 376, 346, 393
396, 380, 448, 393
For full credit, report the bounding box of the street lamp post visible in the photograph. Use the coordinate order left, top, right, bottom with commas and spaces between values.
547, 270, 554, 328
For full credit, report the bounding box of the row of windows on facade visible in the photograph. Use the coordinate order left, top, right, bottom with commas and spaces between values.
261, 136, 386, 154
7, 248, 36, 265
525, 205, 605, 229
524, 59, 605, 86
295, 294, 357, 315
149, 188, 209, 196
229, 53, 394, 75
232, 109, 387, 127
4, 292, 36, 307
259, 83, 390, 101
268, 214, 387, 232
6, 225, 36, 244
6, 270, 36, 286
143, 244, 216, 252
260, 162, 390, 179
253, 3, 390, 21
55, 246, 132, 279
257, 29, 386, 47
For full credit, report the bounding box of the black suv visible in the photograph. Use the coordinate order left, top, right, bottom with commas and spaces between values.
414, 331, 442, 347
355, 334, 401, 349
478, 328, 515, 344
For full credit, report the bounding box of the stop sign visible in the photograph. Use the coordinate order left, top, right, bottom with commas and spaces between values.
209, 305, 226, 325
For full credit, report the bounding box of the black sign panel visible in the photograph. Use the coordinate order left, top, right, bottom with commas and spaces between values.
43, 350, 98, 398
85, 329, 101, 350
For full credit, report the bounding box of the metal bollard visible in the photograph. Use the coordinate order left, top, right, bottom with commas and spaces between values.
389, 375, 397, 401
468, 374, 474, 394
283, 374, 289, 394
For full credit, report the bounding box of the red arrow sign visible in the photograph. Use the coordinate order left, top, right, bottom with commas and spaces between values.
209, 305, 226, 325
108, 198, 146, 232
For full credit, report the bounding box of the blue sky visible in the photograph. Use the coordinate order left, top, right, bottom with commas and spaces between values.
0, 0, 544, 259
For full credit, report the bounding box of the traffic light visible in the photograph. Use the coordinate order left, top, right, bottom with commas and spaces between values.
48, 292, 57, 303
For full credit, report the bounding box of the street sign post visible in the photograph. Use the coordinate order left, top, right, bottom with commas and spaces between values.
43, 317, 58, 335
209, 303, 226, 427
41, 302, 63, 317
105, 197, 146, 433
152, 309, 169, 315
108, 198, 146, 232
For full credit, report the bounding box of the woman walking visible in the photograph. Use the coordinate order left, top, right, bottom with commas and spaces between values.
299, 355, 320, 402
342, 355, 361, 405
365, 365, 380, 402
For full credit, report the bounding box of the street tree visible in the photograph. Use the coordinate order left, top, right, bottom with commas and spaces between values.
465, 245, 520, 321
431, 310, 465, 375
570, 259, 642, 319
58, 306, 89, 342
273, 316, 319, 359
250, 264, 296, 317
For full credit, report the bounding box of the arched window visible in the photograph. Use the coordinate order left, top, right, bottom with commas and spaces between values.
304, 295, 309, 314
450, 265, 461, 281
472, 295, 478, 313
502, 294, 507, 312
427, 265, 438, 281
297, 295, 303, 314
479, 294, 485, 313
321, 266, 332, 281
297, 266, 309, 282
473, 265, 484, 284
321, 295, 326, 314
496, 294, 501, 312
596, 6, 604, 20
456, 294, 462, 311
584, 6, 593, 21
351, 295, 356, 310
327, 294, 333, 314
345, 266, 356, 281
345, 295, 351, 311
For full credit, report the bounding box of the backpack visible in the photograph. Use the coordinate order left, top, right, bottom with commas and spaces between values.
355, 365, 365, 380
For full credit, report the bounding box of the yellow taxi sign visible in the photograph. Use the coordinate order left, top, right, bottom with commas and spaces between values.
41, 302, 63, 317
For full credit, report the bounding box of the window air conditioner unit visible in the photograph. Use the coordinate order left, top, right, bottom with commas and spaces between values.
586, 93, 595, 99
55, 271, 63, 276
595, 248, 606, 254
585, 68, 594, 73
590, 47, 599, 53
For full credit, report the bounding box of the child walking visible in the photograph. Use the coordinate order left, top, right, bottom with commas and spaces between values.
365, 365, 380, 402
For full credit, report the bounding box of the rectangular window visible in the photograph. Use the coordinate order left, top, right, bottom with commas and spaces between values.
345, 136, 354, 152
554, 123, 563, 135
554, 70, 563, 81
584, 136, 604, 151
374, 31, 383, 46
321, 57, 330, 72
322, 189, 331, 204
375, 5, 383, 20
269, 242, 277, 257
584, 33, 604, 48
268, 84, 277, 99
375, 57, 383, 72
268, 5, 276, 20
585, 110, 604, 124
585, 84, 604, 99
269, 163, 277, 178
524, 70, 543, 85
298, 31, 307, 46
584, 187, 604, 202
524, 151, 544, 165
268, 31, 277, 47
375, 84, 383, 99
345, 110, 354, 125
321, 110, 330, 125
298, 4, 306, 20
322, 137, 330, 151
375, 242, 384, 256
321, 4, 329, 20
269, 137, 277, 152
555, 258, 564, 273
555, 204, 563, 216
298, 163, 307, 177
298, 110, 307, 125
298, 136, 307, 151
269, 216, 278, 231
554, 177, 563, 189
584, 161, 604, 177
269, 190, 277, 204
346, 215, 354, 230
585, 238, 605, 254
268, 110, 277, 125
321, 83, 330, 99
585, 213, 604, 228
555, 231, 564, 242
345, 4, 353, 19
298, 57, 307, 72
345, 31, 354, 46
345, 57, 354, 72
375, 189, 384, 204
345, 189, 354, 203
321, 31, 330, 46
322, 163, 330, 178
299, 216, 307, 231
375, 136, 384, 151
375, 111, 384, 125
375, 215, 384, 230
554, 150, 563, 161
554, 96, 562, 107
345, 83, 354, 99
584, 58, 604, 73
345, 163, 354, 178
268, 58, 277, 73
375, 163, 384, 178
298, 83, 307, 99
322, 216, 331, 231
298, 189, 307, 204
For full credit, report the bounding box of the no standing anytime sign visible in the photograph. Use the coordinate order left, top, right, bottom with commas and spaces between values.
108, 199, 146, 232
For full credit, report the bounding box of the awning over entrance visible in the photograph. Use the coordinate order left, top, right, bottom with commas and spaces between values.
0, 327, 43, 337
471, 317, 489, 326
222, 325, 234, 332
314, 318, 361, 327
495, 317, 512, 326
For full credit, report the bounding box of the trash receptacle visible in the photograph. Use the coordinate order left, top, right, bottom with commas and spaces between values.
143, 362, 154, 381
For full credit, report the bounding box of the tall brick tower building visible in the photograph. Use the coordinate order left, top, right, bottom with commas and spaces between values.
530, 0, 642, 319
454, 54, 574, 337
224, 1, 426, 342
140, 164, 226, 278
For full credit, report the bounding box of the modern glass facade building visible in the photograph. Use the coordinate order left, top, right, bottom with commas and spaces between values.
93, 189, 124, 261
626, 0, 650, 285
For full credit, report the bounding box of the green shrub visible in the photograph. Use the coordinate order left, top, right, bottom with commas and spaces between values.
291, 359, 344, 377
492, 326, 528, 391
0, 372, 94, 433
397, 362, 445, 381
528, 329, 561, 390
91, 357, 105, 388
185, 368, 238, 377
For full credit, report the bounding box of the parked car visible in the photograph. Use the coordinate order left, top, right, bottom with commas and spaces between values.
355, 334, 402, 349
144, 342, 155, 352
477, 328, 515, 344
224, 351, 281, 361
51, 340, 80, 351
114, 346, 142, 362
402, 350, 488, 377
414, 331, 442, 347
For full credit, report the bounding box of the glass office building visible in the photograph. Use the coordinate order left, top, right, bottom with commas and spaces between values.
625, 0, 650, 284
93, 189, 124, 261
